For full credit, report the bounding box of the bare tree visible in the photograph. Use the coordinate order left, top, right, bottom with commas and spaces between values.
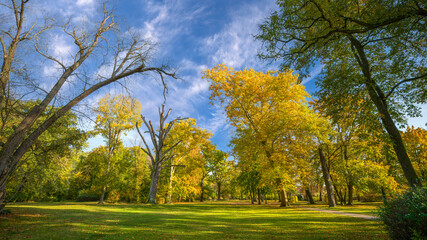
0, 1, 175, 211
136, 105, 182, 204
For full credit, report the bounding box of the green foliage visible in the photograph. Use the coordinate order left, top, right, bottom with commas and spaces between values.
5, 100, 86, 202
378, 187, 427, 240
76, 191, 100, 202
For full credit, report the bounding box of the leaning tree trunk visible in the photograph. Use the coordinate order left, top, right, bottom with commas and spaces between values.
348, 36, 420, 187
305, 189, 315, 204
148, 164, 162, 204
319, 147, 336, 207
0, 183, 6, 212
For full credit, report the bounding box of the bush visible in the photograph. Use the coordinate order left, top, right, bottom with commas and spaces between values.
378, 187, 426, 240
76, 192, 100, 202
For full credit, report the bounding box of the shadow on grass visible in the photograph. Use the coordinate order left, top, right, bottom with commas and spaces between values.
1, 202, 389, 240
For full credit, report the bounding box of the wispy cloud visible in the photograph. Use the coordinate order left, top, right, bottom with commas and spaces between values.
202, 1, 276, 70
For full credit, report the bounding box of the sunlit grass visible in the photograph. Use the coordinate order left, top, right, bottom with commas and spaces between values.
1, 201, 388, 239
294, 201, 383, 216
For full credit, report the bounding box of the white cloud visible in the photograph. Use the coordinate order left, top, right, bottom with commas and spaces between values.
76, 0, 94, 6
202, 1, 276, 70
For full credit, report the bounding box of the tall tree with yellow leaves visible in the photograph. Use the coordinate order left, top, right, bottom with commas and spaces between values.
203, 64, 329, 207
94, 94, 142, 204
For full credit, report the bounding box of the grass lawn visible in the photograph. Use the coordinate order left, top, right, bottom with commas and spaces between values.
1, 201, 389, 240
294, 201, 383, 216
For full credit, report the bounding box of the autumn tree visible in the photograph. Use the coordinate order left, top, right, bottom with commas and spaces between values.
204, 65, 329, 207
0, 1, 175, 211
94, 94, 141, 204
163, 118, 212, 203
402, 127, 426, 182
256, 0, 426, 187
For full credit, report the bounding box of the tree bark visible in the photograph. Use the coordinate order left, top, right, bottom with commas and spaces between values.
319, 147, 336, 207
276, 178, 288, 207
0, 182, 6, 212
257, 188, 261, 205
148, 164, 161, 204
305, 189, 315, 204
167, 165, 175, 204
348, 35, 420, 187
99, 186, 107, 205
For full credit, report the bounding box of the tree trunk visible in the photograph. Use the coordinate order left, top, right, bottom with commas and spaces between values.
348, 36, 420, 187
251, 189, 255, 204
148, 164, 161, 204
257, 188, 261, 205
319, 186, 323, 202
200, 177, 205, 202
276, 178, 288, 207
347, 182, 354, 205
0, 182, 6, 212
319, 147, 336, 207
98, 186, 107, 205
217, 182, 221, 200
305, 189, 315, 204
167, 165, 175, 204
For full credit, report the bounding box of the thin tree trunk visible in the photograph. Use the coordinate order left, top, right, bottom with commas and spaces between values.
319, 147, 336, 207
348, 35, 420, 187
200, 177, 205, 202
305, 189, 315, 204
319, 185, 323, 202
257, 188, 261, 205
217, 182, 221, 200
167, 165, 175, 204
251, 189, 255, 204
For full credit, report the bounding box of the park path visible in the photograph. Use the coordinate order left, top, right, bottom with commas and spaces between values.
299, 207, 379, 220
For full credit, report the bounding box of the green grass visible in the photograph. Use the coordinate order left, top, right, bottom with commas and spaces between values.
294, 201, 383, 216
1, 201, 388, 240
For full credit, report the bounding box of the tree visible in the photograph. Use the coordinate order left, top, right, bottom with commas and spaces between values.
136, 105, 182, 204
203, 65, 329, 206
6, 104, 85, 202
206, 148, 229, 200
163, 118, 212, 203
94, 94, 141, 204
0, 1, 175, 211
257, 0, 426, 187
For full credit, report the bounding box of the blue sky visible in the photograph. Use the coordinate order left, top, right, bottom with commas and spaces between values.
33, 0, 426, 153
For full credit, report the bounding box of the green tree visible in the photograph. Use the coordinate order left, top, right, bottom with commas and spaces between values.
94, 94, 141, 204
256, 0, 426, 187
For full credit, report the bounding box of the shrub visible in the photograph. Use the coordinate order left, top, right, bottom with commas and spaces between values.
378, 187, 426, 240
76, 191, 100, 202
